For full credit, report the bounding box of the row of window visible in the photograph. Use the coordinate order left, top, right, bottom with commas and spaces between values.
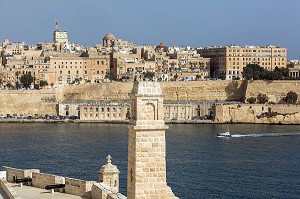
54, 61, 107, 65
59, 70, 105, 75
84, 113, 122, 118
83, 107, 123, 113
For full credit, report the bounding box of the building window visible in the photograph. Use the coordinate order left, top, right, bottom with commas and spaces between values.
101, 107, 104, 112
107, 107, 110, 112
113, 107, 116, 112
90, 107, 93, 112
96, 107, 99, 112
84, 107, 87, 113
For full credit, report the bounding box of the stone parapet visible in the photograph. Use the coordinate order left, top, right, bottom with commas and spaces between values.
0, 178, 21, 199
3, 166, 39, 183
65, 177, 96, 198
92, 183, 126, 199
32, 172, 65, 189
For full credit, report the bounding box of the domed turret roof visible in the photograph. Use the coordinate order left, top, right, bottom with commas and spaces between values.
103, 33, 116, 41
156, 43, 167, 48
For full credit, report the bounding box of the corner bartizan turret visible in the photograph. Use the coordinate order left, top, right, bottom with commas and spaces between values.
98, 155, 119, 193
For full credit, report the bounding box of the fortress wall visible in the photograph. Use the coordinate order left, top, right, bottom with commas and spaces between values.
2, 80, 300, 117
0, 89, 57, 116
245, 80, 300, 103
3, 166, 40, 183
32, 172, 65, 189
60, 80, 247, 101
214, 104, 300, 124
65, 177, 96, 197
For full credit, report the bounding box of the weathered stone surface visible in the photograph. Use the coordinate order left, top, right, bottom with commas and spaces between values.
127, 81, 178, 199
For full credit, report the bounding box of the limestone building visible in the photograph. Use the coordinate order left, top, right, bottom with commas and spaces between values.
127, 81, 178, 199
198, 45, 287, 80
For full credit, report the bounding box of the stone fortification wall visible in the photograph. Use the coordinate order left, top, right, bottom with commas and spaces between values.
214, 103, 300, 124
31, 172, 65, 189
2, 166, 40, 183
65, 177, 96, 198
245, 80, 300, 103
0, 89, 57, 116
92, 183, 126, 199
60, 80, 247, 101
0, 178, 21, 199
3, 80, 300, 117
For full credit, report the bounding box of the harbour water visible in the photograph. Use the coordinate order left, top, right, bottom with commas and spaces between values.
0, 123, 300, 199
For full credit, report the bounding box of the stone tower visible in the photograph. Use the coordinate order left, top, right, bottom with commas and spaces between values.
127, 81, 178, 199
98, 155, 119, 193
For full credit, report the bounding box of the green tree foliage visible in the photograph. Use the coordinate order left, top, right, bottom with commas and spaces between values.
39, 80, 48, 88
20, 73, 34, 89
243, 64, 290, 80
257, 93, 269, 104
285, 91, 298, 104
247, 97, 256, 104
143, 71, 155, 80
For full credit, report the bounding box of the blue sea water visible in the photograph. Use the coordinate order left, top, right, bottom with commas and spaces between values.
0, 123, 300, 199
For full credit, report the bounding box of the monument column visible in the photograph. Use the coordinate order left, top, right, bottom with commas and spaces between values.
127, 81, 178, 199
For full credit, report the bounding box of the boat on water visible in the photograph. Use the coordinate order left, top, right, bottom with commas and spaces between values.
216, 131, 231, 137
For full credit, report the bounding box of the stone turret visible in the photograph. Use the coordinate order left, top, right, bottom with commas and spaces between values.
98, 155, 119, 193
127, 81, 178, 199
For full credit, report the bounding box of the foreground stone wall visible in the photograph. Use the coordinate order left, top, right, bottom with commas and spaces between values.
2, 166, 40, 183
92, 183, 126, 199
32, 172, 65, 189
65, 177, 96, 198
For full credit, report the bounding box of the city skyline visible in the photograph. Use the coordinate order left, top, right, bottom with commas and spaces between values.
1, 0, 299, 59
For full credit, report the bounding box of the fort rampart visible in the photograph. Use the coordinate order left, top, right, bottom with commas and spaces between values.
1, 80, 300, 120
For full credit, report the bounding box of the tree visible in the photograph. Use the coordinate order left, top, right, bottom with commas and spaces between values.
6, 82, 14, 90
20, 74, 34, 89
39, 80, 48, 88
243, 64, 290, 80
285, 91, 298, 104
257, 93, 269, 104
243, 64, 265, 80
143, 71, 155, 80
247, 97, 256, 104
174, 73, 178, 81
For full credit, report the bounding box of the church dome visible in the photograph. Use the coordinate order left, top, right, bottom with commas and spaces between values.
103, 33, 116, 41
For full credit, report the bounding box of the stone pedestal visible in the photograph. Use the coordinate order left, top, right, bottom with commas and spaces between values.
127, 81, 178, 199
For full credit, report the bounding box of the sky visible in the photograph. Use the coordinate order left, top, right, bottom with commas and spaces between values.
0, 0, 299, 59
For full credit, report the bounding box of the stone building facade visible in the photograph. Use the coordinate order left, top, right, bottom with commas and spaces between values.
59, 99, 214, 121
198, 45, 287, 80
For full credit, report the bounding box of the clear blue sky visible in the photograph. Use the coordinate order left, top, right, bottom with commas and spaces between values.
0, 0, 299, 59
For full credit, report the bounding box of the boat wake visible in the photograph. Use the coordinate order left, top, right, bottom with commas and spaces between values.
231, 132, 300, 138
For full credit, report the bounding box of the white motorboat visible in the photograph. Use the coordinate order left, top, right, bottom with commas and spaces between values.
216, 131, 231, 137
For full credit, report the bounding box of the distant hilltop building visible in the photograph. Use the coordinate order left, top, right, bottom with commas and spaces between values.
53, 18, 68, 44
